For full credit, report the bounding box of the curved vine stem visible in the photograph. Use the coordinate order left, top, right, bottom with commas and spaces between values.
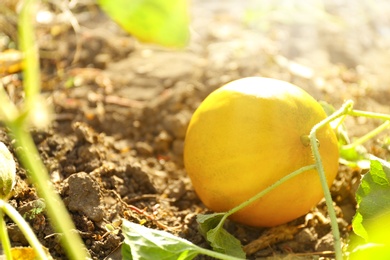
224, 165, 317, 219
0, 209, 12, 260
309, 100, 354, 260
214, 164, 317, 235
308, 100, 390, 260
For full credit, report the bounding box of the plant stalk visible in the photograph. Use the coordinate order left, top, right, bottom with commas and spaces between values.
0, 84, 19, 122
15, 0, 89, 259
0, 208, 12, 260
310, 131, 342, 259
341, 121, 390, 151
8, 124, 89, 260
348, 109, 390, 121
19, 0, 40, 105
0, 200, 48, 260
309, 100, 354, 260
197, 246, 245, 260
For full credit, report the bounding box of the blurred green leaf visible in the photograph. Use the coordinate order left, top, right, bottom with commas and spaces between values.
97, 0, 190, 48
350, 243, 390, 260
339, 144, 369, 168
352, 160, 390, 241
121, 241, 133, 260
350, 211, 390, 260
319, 100, 337, 118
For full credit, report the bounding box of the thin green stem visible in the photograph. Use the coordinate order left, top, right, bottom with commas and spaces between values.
348, 109, 390, 121
8, 124, 90, 260
19, 0, 40, 104
310, 130, 342, 259
0, 83, 19, 122
342, 121, 390, 151
14, 0, 89, 259
213, 164, 317, 231
0, 208, 12, 260
196, 246, 245, 260
225, 164, 317, 218
0, 200, 48, 260
309, 101, 353, 260
320, 100, 354, 128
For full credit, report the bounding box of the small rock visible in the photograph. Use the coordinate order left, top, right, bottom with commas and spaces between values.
63, 165, 76, 176
135, 141, 154, 156
315, 232, 335, 251
64, 172, 104, 222
340, 203, 356, 223
295, 227, 317, 244
163, 110, 191, 139
73, 122, 98, 144
154, 130, 173, 152
279, 227, 318, 252
8, 224, 28, 245
172, 139, 185, 155
165, 179, 186, 200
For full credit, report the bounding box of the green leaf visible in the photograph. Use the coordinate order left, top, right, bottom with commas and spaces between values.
349, 211, 390, 260
350, 160, 390, 259
207, 227, 246, 259
197, 213, 225, 236
197, 213, 246, 259
121, 241, 133, 260
351, 212, 367, 242
97, 0, 190, 48
352, 160, 390, 241
350, 243, 390, 260
121, 219, 199, 260
339, 145, 368, 164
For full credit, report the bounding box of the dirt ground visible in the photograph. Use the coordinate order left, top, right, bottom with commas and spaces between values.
1, 1, 390, 259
